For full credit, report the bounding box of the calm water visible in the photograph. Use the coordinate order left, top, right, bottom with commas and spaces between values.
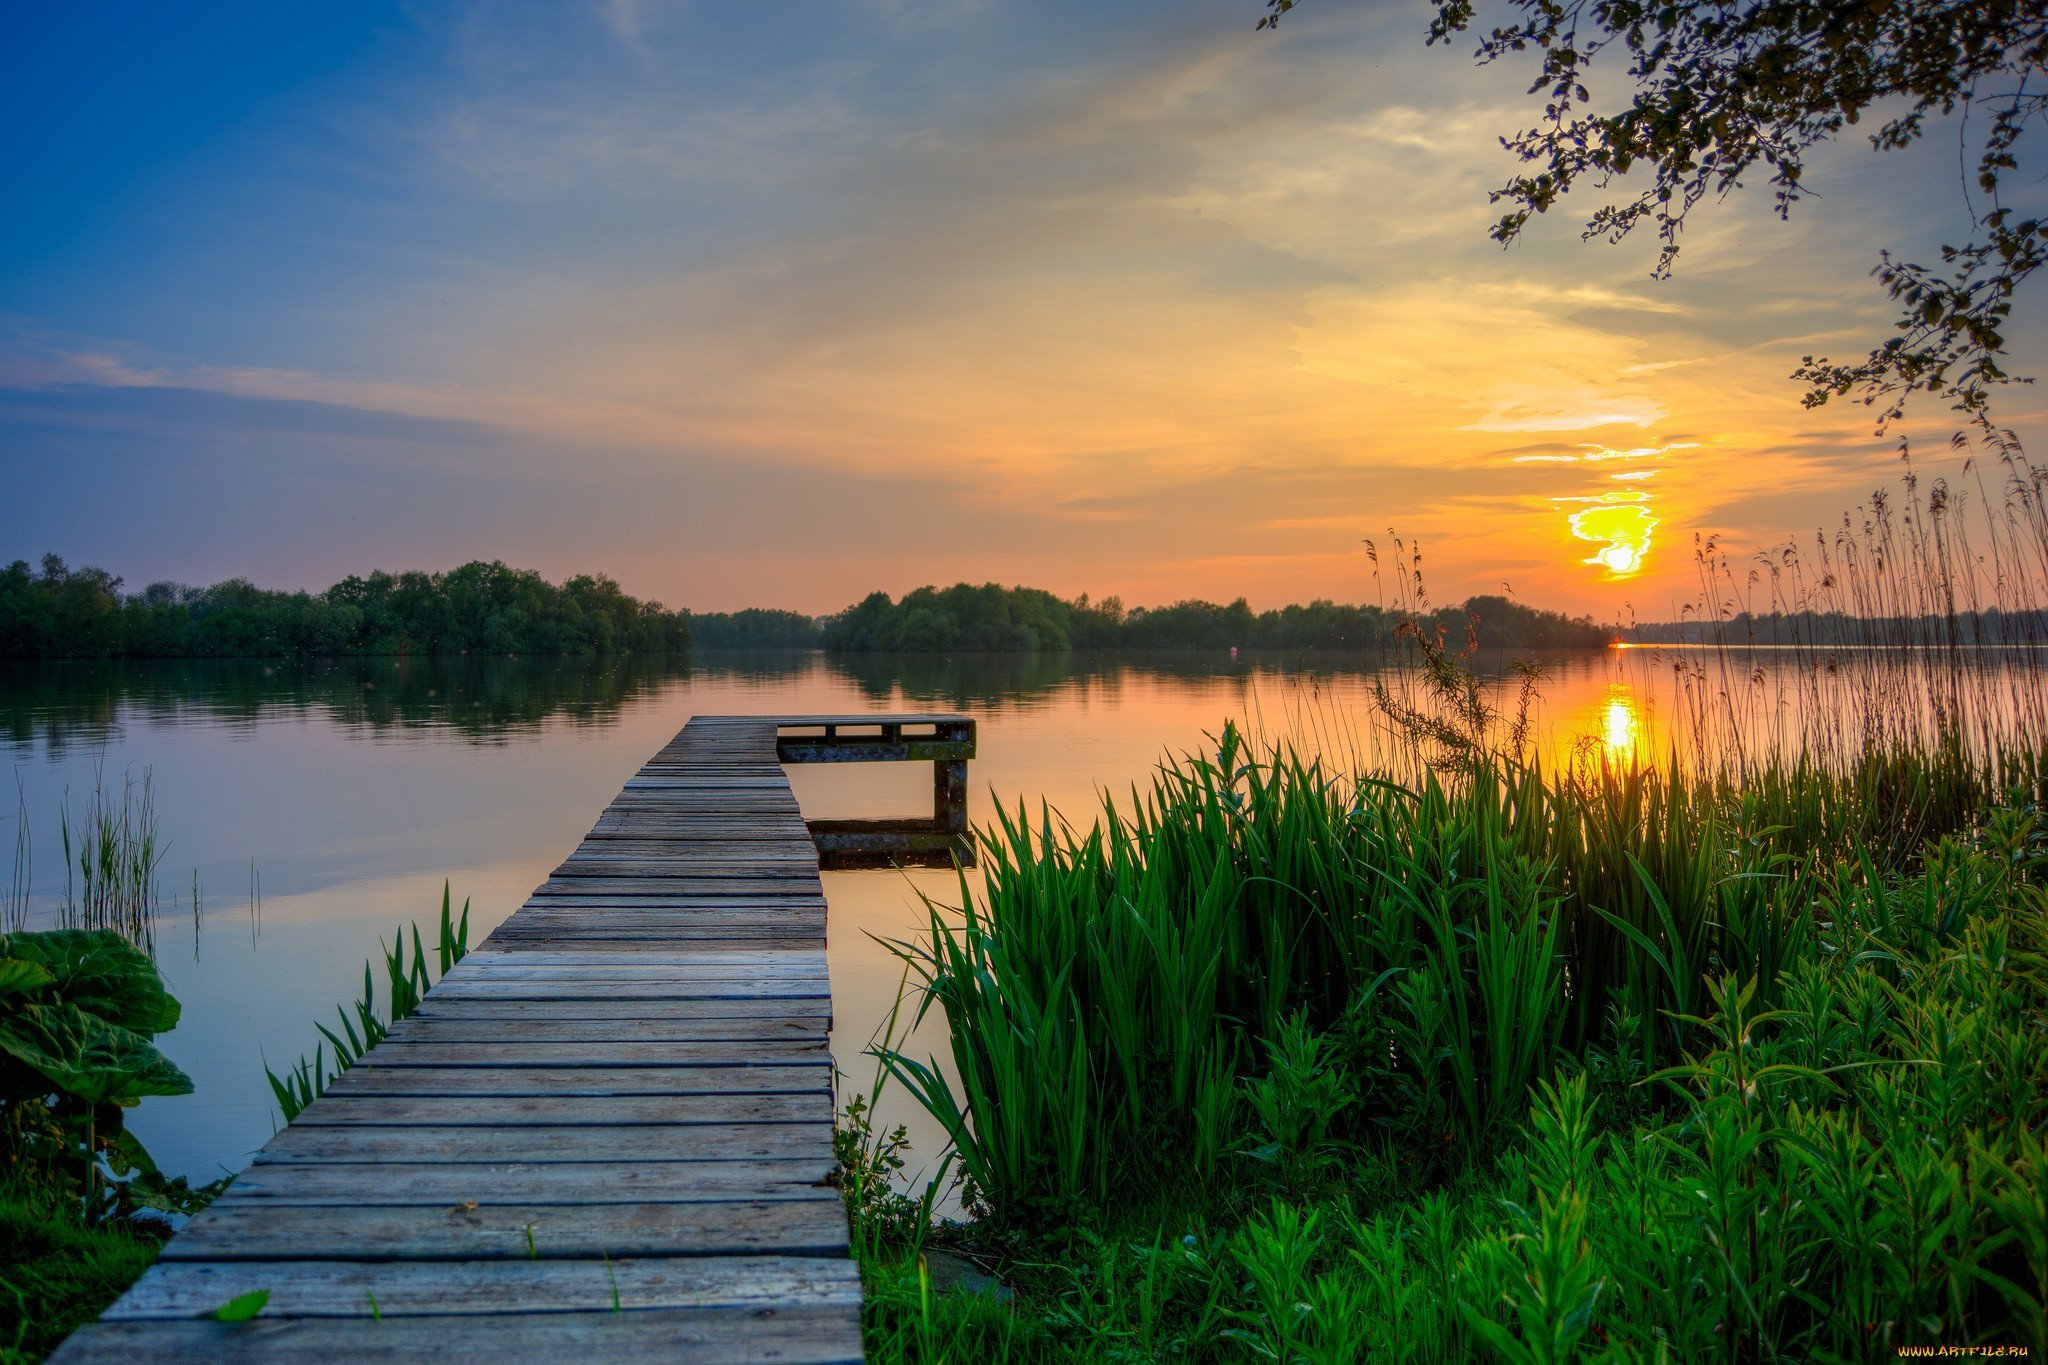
0, 646, 2032, 1193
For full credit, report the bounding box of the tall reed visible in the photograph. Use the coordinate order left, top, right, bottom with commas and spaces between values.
266, 882, 469, 1120
55, 763, 164, 952
5, 774, 27, 933
1627, 452, 2048, 779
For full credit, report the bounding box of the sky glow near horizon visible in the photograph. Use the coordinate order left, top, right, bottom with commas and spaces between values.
4, 1, 2044, 618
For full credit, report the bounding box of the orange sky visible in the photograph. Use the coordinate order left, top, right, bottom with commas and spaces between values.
5, 2, 2043, 619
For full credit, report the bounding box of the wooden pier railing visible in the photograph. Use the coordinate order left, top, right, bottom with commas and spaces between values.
51, 712, 975, 1363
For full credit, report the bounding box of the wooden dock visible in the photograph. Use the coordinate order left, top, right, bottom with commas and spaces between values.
53, 713, 975, 1363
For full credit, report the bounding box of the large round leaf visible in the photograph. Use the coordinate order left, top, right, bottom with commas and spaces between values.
0, 956, 54, 999
0, 930, 180, 1033
0, 1000, 193, 1104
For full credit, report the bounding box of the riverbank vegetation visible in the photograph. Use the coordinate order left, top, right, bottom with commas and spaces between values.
0, 556, 691, 659
0, 929, 216, 1358
822, 584, 1612, 653
841, 465, 2048, 1360
846, 714, 2047, 1360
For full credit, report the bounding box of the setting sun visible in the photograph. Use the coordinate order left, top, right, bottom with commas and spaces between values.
1595, 543, 1643, 575
1567, 493, 1659, 580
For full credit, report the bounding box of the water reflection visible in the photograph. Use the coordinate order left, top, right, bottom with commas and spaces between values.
1601, 685, 1641, 760
0, 655, 699, 754
0, 648, 1578, 756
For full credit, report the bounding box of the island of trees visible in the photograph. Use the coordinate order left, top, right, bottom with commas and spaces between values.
0, 556, 691, 658
820, 583, 1614, 652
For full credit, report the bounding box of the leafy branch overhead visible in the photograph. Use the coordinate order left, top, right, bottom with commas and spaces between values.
1261, 0, 2048, 440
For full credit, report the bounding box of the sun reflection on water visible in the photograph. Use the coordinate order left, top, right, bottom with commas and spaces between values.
1602, 686, 1639, 757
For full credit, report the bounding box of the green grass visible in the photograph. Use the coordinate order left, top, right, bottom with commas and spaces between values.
0, 1175, 164, 1362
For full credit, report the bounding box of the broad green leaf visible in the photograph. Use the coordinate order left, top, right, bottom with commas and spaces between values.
0, 930, 180, 1033
105, 1125, 162, 1178
0, 1000, 193, 1104
209, 1290, 270, 1322
0, 956, 54, 999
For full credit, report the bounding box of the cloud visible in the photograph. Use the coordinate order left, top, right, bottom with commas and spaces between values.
0, 384, 503, 446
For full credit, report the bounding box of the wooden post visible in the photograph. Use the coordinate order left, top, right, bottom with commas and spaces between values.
934, 756, 967, 835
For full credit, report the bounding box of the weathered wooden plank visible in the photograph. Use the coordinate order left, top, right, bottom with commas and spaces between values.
552, 863, 819, 879
292, 1093, 826, 1128
524, 894, 826, 910
423, 981, 829, 1003
745, 712, 970, 727
257, 1123, 835, 1164
486, 906, 826, 922
102, 1256, 860, 1319
453, 949, 825, 968
356, 1042, 828, 1067
603, 803, 802, 812
592, 804, 799, 812
561, 840, 817, 852
433, 972, 830, 992
572, 839, 813, 848
108, 1255, 856, 1319
437, 964, 829, 984
533, 879, 823, 896
536, 888, 823, 902
51, 1305, 865, 1363
499, 900, 827, 912
380, 1014, 827, 1044
217, 1161, 837, 1207
620, 775, 795, 784
158, 1199, 848, 1262
603, 790, 803, 802
482, 927, 825, 942
594, 811, 807, 820
558, 848, 818, 861
585, 810, 806, 822
595, 812, 810, 824
474, 943, 826, 958
476, 937, 828, 955
328, 1065, 829, 1098
407, 997, 832, 1021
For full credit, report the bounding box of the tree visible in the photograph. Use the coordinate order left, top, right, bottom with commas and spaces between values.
1260, 0, 2047, 446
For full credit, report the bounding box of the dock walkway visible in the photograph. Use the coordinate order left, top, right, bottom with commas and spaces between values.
54, 713, 974, 1362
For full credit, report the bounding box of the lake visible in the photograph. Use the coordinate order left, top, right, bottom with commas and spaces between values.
2, 644, 2037, 1195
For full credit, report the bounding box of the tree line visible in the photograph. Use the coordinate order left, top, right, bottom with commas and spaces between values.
0, 556, 691, 658
687, 608, 823, 648
2, 558, 1621, 659
819, 583, 1613, 652
1626, 609, 2048, 648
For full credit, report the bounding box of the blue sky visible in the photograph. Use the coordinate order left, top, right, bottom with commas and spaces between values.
5, 0, 2042, 614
